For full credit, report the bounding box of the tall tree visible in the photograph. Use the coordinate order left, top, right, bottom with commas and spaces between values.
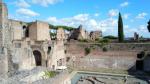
147, 20, 150, 32
118, 12, 124, 42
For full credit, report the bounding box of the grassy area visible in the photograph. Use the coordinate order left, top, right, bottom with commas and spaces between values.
43, 71, 58, 78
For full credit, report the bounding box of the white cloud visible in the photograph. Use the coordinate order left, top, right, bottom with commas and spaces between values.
47, 13, 118, 36
124, 24, 150, 37
124, 25, 129, 29
46, 14, 150, 37
16, 8, 40, 17
94, 13, 99, 17
108, 9, 119, 17
15, 0, 30, 8
136, 12, 148, 19
123, 14, 130, 19
32, 0, 63, 7
72, 14, 89, 22
120, 2, 129, 7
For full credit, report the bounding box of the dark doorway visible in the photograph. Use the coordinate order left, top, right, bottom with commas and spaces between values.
23, 25, 29, 37
47, 46, 51, 54
136, 60, 143, 70
33, 50, 42, 66
136, 53, 144, 70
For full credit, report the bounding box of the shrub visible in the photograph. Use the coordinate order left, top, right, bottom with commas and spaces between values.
102, 47, 108, 52
103, 35, 118, 39
95, 38, 100, 41
98, 38, 110, 44
85, 47, 91, 55
78, 39, 88, 42
43, 71, 58, 78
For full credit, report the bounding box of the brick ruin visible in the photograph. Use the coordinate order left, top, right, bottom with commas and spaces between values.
0, 0, 66, 78
0, 0, 150, 79
66, 43, 150, 71
69, 25, 102, 40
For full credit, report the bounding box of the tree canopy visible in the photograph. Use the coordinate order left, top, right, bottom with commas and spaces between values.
118, 12, 124, 42
147, 20, 150, 32
49, 24, 75, 31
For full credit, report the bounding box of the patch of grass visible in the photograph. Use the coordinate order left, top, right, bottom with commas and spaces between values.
43, 71, 58, 78
102, 47, 108, 52
85, 47, 91, 55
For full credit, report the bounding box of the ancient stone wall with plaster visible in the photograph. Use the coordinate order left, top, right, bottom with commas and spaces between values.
29, 21, 50, 41
49, 40, 66, 70
66, 43, 150, 71
9, 19, 27, 40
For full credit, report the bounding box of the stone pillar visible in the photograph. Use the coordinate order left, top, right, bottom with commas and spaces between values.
43, 41, 48, 67
0, 47, 8, 78
134, 32, 139, 41
0, 0, 9, 78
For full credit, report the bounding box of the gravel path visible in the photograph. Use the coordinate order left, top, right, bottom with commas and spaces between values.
0, 67, 68, 84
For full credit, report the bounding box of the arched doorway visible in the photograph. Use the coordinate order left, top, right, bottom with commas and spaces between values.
33, 50, 42, 66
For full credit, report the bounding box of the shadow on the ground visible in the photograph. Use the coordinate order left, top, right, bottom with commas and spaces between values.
127, 52, 150, 84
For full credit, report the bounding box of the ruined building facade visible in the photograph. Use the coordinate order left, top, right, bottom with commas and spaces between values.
90, 31, 102, 41
69, 25, 90, 40
0, 1, 66, 77
69, 25, 102, 40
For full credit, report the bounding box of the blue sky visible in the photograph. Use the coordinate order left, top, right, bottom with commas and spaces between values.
4, 0, 150, 37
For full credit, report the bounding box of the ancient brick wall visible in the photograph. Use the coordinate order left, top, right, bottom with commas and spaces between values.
29, 21, 50, 41
66, 43, 150, 71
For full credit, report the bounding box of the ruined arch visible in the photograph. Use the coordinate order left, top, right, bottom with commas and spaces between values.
33, 50, 42, 66
32, 46, 47, 67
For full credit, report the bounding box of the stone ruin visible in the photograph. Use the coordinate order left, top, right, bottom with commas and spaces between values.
89, 31, 102, 41
69, 25, 102, 40
0, 0, 66, 78
134, 32, 139, 41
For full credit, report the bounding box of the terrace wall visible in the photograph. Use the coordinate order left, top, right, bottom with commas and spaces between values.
65, 43, 150, 71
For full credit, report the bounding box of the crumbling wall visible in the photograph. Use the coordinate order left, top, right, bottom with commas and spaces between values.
66, 43, 150, 71
49, 40, 66, 70
0, 53, 8, 78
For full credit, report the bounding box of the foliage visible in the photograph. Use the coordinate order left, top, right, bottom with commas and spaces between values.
147, 20, 150, 32
98, 38, 110, 44
118, 12, 124, 42
50, 32, 56, 36
95, 38, 100, 41
85, 47, 91, 55
102, 47, 108, 52
56, 25, 74, 31
103, 35, 118, 39
43, 71, 58, 78
78, 39, 89, 42
49, 24, 75, 31
27, 22, 33, 27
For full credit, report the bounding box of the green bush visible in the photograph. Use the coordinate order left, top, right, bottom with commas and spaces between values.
102, 47, 108, 52
103, 35, 118, 39
95, 38, 100, 41
43, 71, 58, 78
85, 47, 91, 55
98, 38, 110, 44
49, 24, 75, 31
78, 39, 88, 42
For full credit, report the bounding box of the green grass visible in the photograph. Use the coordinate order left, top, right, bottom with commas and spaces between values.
43, 71, 58, 78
